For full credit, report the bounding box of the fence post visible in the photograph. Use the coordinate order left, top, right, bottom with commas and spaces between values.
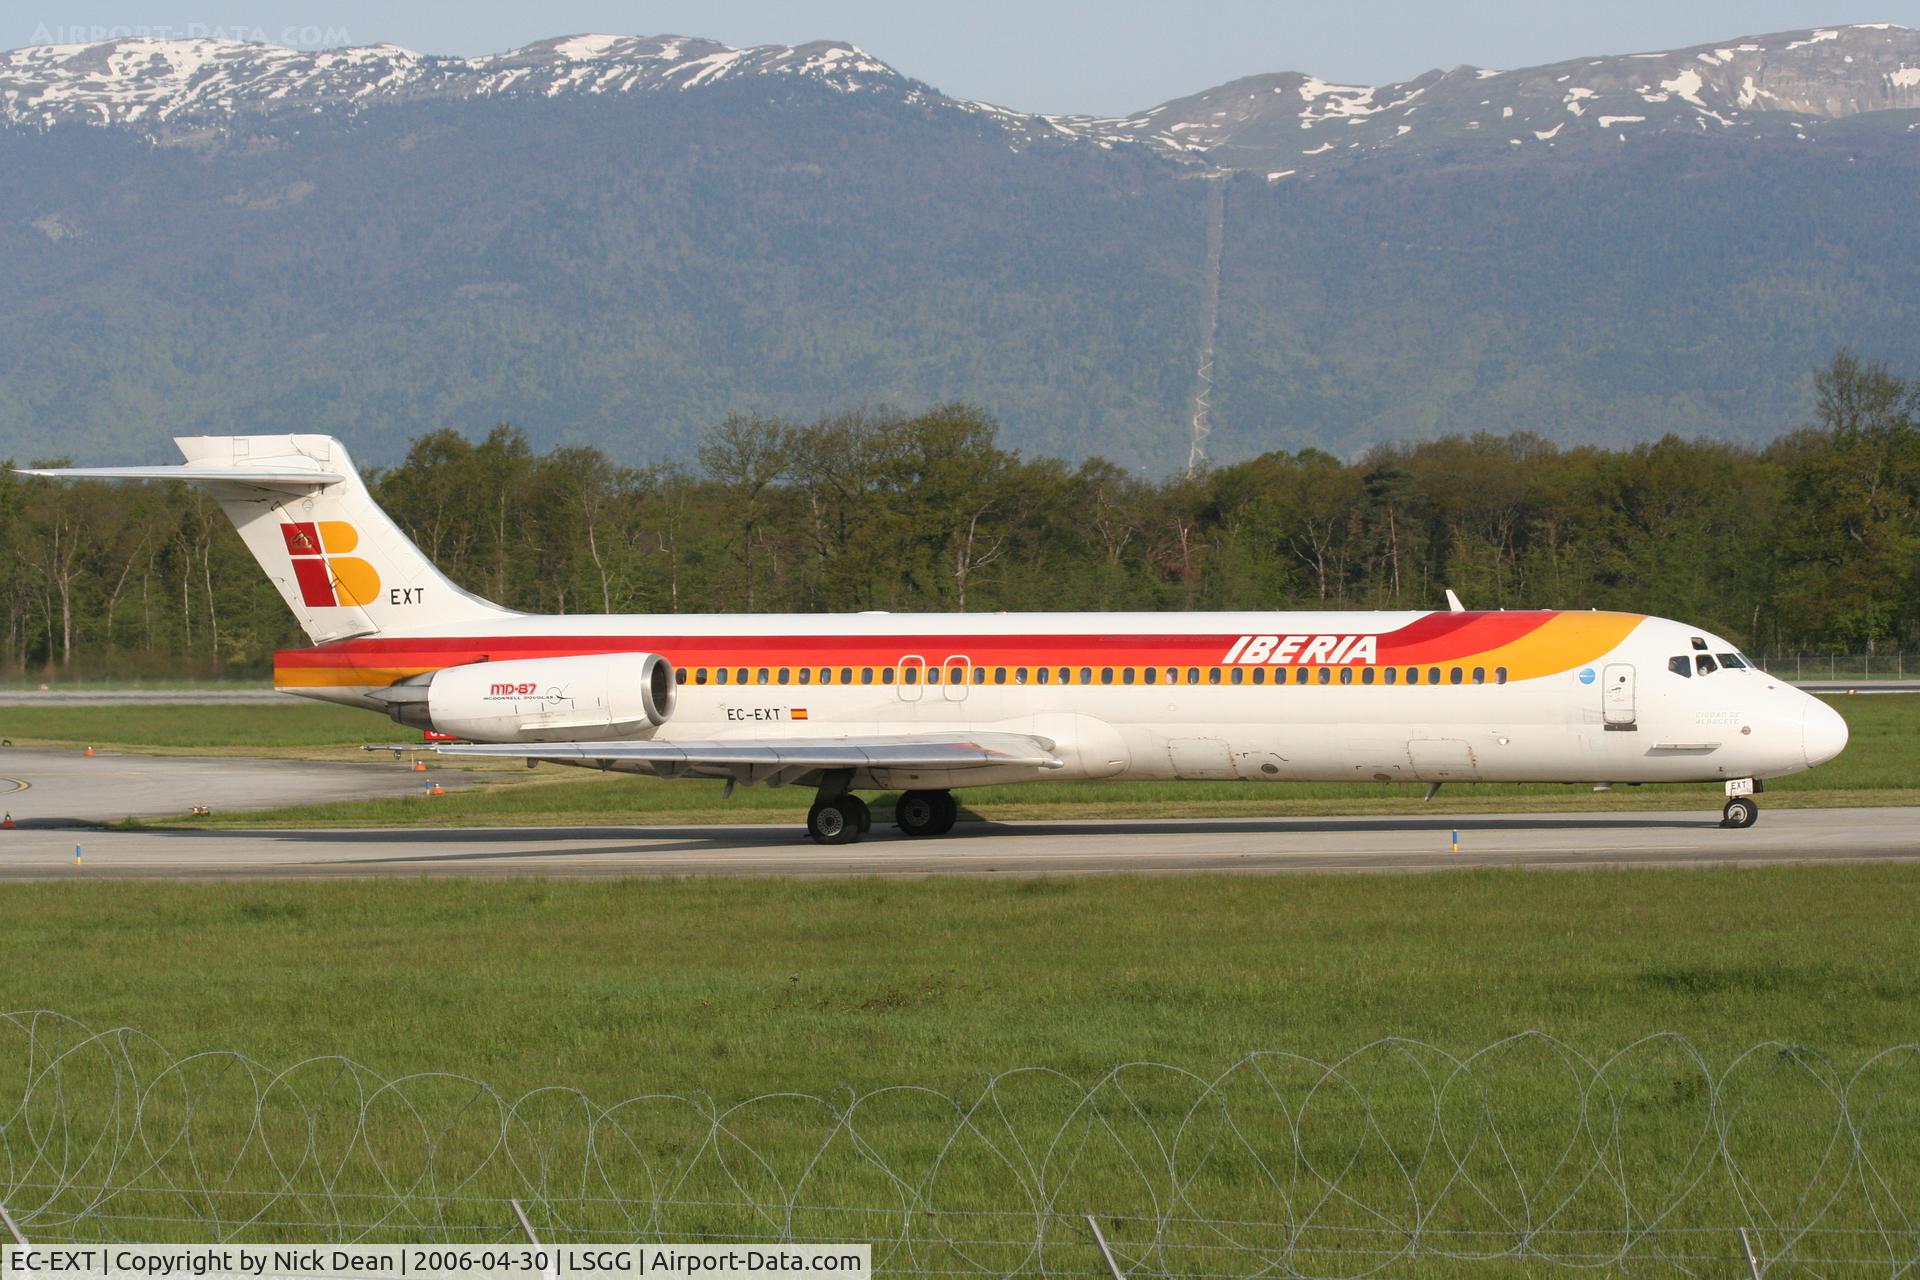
1086, 1215, 1126, 1280
511, 1199, 540, 1245
1739, 1227, 1762, 1280
0, 1198, 26, 1246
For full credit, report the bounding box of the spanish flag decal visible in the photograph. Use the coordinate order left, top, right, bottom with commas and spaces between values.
791, 708, 810, 721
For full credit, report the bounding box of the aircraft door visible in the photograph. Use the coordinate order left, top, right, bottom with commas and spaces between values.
898, 654, 925, 702
942, 655, 972, 702
1602, 663, 1636, 729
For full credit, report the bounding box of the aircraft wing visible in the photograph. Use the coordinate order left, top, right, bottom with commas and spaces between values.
432, 732, 1063, 783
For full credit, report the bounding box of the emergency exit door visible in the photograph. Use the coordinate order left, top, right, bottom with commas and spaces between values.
1602, 663, 1636, 729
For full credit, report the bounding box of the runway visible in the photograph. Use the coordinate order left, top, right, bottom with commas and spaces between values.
0, 748, 462, 827
1, 806, 1915, 880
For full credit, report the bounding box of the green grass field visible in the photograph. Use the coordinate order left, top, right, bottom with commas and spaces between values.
3, 692, 1899, 827
3, 870, 1917, 1261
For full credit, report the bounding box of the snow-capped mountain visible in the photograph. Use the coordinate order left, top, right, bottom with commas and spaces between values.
4, 23, 1919, 470
4, 23, 1916, 172
0, 33, 921, 128
1046, 22, 1920, 174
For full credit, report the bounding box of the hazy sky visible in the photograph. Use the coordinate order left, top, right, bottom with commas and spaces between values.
14, 1, 1920, 115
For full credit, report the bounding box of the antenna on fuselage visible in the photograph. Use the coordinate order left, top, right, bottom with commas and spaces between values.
1444, 589, 1466, 613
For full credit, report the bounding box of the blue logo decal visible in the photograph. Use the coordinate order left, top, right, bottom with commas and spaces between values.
1578, 667, 1596, 684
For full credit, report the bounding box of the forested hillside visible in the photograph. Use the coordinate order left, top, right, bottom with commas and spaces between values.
4, 355, 1914, 680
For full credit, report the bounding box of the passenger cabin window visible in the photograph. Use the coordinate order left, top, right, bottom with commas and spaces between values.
1230, 668, 1244, 685
993, 667, 1006, 684
1696, 654, 1719, 676
1361, 667, 1375, 685
1144, 667, 1157, 685
1251, 668, 1265, 685
860, 668, 873, 684
798, 668, 810, 685
757, 668, 770, 684
1295, 668, 1308, 685
1122, 667, 1136, 685
696, 668, 709, 685
1449, 667, 1463, 685
1317, 667, 1330, 685
1495, 667, 1508, 685
1669, 656, 1692, 678
1208, 668, 1222, 685
974, 667, 988, 684
1339, 667, 1353, 685
1428, 667, 1442, 685
1033, 668, 1045, 685
881, 668, 894, 684
1406, 667, 1420, 685
714, 668, 728, 685
777, 668, 790, 684
1384, 667, 1397, 685
1472, 667, 1485, 685
1188, 667, 1201, 684
1081, 667, 1093, 684
676, 667, 688, 685
903, 667, 918, 684
841, 667, 853, 684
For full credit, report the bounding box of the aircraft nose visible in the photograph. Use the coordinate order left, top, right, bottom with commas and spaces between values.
1802, 698, 1849, 769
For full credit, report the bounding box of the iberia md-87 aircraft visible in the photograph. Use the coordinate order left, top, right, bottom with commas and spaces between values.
23, 435, 1849, 842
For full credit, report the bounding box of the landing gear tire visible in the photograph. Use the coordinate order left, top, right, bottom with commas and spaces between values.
932, 791, 959, 835
809, 796, 867, 845
1721, 796, 1758, 829
896, 789, 956, 838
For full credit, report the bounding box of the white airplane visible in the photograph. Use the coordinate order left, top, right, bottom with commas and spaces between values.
22, 434, 1849, 842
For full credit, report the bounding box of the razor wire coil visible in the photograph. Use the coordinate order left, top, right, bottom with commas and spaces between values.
4, 1011, 1918, 1277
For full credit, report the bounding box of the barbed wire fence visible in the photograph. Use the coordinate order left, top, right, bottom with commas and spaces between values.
3, 1011, 1917, 1276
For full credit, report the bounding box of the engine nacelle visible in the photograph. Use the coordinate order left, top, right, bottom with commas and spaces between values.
373, 652, 676, 742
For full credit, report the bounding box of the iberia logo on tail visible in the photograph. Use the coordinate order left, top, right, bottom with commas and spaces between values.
282, 521, 380, 607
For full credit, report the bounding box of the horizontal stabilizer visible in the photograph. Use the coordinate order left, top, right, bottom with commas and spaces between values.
14, 464, 344, 487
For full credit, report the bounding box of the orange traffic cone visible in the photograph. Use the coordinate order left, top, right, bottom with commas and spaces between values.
2, 813, 14, 829
429, 783, 446, 796
412, 760, 427, 772
83, 745, 95, 757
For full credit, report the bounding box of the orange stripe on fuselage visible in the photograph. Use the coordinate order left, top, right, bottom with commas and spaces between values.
273, 612, 1645, 689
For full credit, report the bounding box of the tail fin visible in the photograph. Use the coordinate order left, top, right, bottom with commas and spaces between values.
17, 435, 516, 643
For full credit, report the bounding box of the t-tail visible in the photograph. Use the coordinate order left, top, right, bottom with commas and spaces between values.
17, 435, 515, 642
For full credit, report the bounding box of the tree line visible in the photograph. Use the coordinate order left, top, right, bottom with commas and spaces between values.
2, 354, 1915, 680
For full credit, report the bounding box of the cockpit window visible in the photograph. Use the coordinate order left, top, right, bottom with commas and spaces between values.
1668, 656, 1692, 678
1696, 654, 1719, 676
1718, 653, 1747, 669
1690, 637, 1708, 651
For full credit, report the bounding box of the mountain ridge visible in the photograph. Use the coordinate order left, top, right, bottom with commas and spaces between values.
6, 23, 1917, 172
2, 23, 1917, 469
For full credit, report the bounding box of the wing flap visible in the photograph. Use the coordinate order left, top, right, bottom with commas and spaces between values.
434, 732, 1063, 772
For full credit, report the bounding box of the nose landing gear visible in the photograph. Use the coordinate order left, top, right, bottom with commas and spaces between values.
1721, 795, 1759, 829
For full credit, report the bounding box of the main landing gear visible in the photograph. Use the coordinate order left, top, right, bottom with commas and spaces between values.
804, 774, 958, 845
806, 793, 871, 845
894, 789, 958, 838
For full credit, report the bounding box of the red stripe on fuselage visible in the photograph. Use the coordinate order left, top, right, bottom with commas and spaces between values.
274, 612, 1559, 678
